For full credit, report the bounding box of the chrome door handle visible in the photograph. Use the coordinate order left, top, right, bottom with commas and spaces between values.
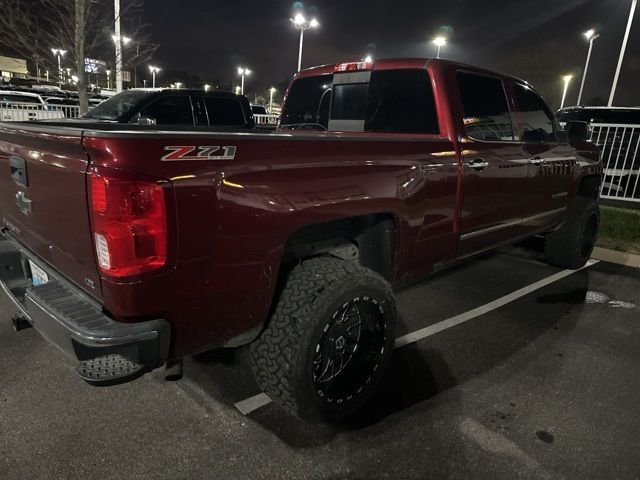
465, 159, 489, 171
529, 157, 546, 165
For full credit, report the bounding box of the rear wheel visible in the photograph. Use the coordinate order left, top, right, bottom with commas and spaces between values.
545, 197, 599, 269
250, 257, 396, 422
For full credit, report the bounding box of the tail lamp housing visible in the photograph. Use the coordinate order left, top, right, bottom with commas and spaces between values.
88, 167, 173, 279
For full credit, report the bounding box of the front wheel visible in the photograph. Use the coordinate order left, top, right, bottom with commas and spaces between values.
250, 257, 397, 422
545, 197, 599, 269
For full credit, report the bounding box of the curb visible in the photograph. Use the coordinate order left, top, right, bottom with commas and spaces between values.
592, 247, 640, 268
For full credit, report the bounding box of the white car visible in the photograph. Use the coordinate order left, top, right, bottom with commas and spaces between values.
0, 90, 65, 121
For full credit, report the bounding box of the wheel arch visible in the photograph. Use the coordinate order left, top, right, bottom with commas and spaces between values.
280, 213, 397, 281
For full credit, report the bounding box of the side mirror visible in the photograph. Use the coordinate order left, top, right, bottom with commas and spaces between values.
566, 121, 590, 142
136, 115, 157, 126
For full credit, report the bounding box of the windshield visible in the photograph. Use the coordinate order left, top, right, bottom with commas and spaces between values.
84, 90, 154, 121
281, 74, 333, 127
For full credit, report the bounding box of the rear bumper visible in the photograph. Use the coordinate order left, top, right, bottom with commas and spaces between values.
0, 231, 170, 385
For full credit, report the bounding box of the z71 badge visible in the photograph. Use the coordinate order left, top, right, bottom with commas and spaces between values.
161, 145, 237, 161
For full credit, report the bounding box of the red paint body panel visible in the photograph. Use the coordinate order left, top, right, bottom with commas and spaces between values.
0, 125, 102, 297
0, 59, 602, 359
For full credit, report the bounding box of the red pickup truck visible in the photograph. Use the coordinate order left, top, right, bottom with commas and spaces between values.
0, 58, 601, 421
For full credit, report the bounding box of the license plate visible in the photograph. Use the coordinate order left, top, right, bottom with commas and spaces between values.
29, 260, 49, 287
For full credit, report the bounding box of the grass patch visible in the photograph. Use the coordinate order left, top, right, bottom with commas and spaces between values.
597, 205, 640, 254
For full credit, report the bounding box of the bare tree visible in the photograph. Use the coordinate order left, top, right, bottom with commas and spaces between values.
0, 0, 153, 113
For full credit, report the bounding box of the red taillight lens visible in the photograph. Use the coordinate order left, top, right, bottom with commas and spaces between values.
89, 169, 168, 278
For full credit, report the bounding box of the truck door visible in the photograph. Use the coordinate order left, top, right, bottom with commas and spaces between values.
456, 71, 533, 257
511, 82, 575, 226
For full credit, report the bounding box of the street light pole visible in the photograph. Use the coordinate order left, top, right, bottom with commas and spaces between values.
432, 37, 447, 59
609, 0, 637, 106
269, 87, 276, 113
51, 49, 66, 89
114, 0, 123, 93
149, 66, 160, 88
561, 75, 573, 109
238, 67, 251, 95
298, 28, 304, 73
291, 14, 319, 72
577, 29, 599, 106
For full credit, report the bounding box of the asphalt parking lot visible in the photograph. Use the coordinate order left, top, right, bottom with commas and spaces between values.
1, 244, 639, 480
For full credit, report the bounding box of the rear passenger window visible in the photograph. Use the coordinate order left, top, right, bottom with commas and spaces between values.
513, 84, 556, 143
365, 69, 439, 134
140, 95, 194, 126
205, 96, 246, 126
457, 72, 513, 141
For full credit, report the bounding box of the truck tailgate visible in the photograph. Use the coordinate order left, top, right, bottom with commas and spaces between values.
0, 124, 101, 299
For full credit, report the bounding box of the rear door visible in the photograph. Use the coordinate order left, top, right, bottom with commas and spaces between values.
511, 82, 575, 223
0, 125, 102, 297
456, 71, 533, 257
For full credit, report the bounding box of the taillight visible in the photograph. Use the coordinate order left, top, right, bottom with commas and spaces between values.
89, 168, 169, 278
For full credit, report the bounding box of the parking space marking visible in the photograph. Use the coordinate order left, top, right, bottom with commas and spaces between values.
234, 260, 599, 415
234, 393, 273, 415
395, 260, 599, 347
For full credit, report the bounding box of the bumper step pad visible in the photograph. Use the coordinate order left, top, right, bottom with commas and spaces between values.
76, 354, 147, 386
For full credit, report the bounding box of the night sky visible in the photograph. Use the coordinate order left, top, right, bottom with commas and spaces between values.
142, 0, 640, 108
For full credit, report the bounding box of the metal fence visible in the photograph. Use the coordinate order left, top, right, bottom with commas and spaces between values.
254, 114, 279, 127
46, 104, 82, 119
0, 102, 79, 122
589, 123, 640, 203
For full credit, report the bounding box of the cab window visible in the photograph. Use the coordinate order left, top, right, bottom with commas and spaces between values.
513, 84, 556, 143
204, 96, 246, 126
457, 72, 514, 141
139, 95, 195, 126
365, 69, 439, 134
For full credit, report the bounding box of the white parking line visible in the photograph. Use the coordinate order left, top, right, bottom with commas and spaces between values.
234, 392, 273, 415
234, 260, 599, 415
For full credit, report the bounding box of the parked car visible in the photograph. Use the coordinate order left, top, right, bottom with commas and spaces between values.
81, 88, 256, 128
557, 106, 640, 125
0, 58, 602, 422
251, 104, 267, 115
0, 90, 65, 121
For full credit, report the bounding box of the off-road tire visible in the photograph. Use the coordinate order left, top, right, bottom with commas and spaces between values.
545, 197, 599, 269
250, 257, 397, 422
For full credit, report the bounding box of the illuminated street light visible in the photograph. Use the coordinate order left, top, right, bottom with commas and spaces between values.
112, 34, 131, 45
432, 37, 447, 59
112, 32, 132, 93
609, 0, 637, 106
561, 74, 573, 109
51, 48, 67, 88
364, 55, 374, 63
204, 84, 211, 92
149, 65, 160, 88
577, 29, 600, 105
175, 82, 183, 89
269, 87, 277, 113
238, 67, 251, 95
291, 13, 320, 71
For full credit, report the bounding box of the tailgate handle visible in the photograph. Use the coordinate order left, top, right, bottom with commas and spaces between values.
10, 156, 28, 187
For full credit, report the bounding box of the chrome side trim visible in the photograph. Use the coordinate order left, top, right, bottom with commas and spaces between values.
461, 207, 566, 241
522, 207, 567, 224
